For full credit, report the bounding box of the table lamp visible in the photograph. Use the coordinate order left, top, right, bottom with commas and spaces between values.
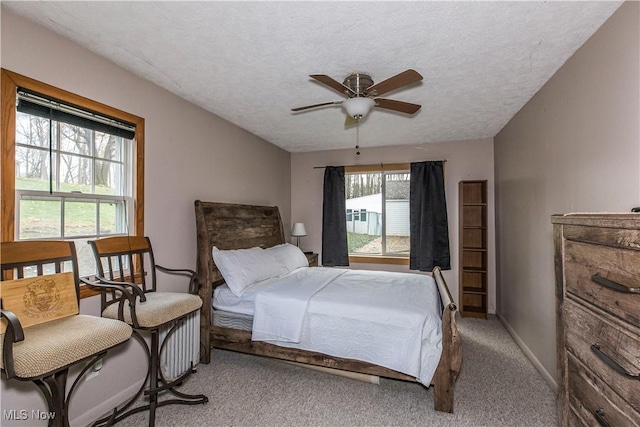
290, 223, 307, 247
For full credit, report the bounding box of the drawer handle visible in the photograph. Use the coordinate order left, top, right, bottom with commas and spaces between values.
591, 343, 639, 379
591, 273, 640, 294
594, 409, 610, 427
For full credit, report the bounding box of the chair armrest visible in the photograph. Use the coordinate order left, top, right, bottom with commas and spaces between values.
1, 309, 24, 380
1, 309, 24, 343
156, 265, 201, 295
80, 276, 147, 328
81, 276, 146, 302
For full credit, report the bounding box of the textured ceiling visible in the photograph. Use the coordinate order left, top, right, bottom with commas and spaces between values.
4, 1, 622, 153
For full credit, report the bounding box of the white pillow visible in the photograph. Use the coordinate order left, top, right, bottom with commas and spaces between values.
212, 246, 283, 297
266, 243, 309, 275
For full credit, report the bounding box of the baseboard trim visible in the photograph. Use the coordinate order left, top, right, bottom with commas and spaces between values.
496, 313, 558, 394
71, 378, 146, 427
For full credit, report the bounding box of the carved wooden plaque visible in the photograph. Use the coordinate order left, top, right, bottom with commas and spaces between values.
0, 272, 78, 333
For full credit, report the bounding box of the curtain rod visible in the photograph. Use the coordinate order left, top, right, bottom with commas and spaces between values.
313, 160, 447, 170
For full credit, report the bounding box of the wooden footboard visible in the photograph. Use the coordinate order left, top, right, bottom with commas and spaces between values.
431, 266, 462, 413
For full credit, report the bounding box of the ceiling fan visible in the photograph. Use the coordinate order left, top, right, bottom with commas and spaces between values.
292, 69, 423, 126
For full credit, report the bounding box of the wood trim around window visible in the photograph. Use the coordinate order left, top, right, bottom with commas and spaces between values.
1, 69, 145, 298
348, 255, 410, 265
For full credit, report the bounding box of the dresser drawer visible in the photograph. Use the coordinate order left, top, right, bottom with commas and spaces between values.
562, 223, 640, 249
564, 298, 640, 410
563, 240, 640, 328
568, 354, 640, 427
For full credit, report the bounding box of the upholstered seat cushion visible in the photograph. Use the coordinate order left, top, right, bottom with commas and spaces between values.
102, 292, 202, 328
0, 315, 132, 379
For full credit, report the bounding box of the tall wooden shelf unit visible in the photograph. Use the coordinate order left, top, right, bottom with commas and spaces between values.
459, 180, 488, 318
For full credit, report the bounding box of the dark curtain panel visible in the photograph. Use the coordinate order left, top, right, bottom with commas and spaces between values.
322, 166, 349, 266
409, 161, 451, 271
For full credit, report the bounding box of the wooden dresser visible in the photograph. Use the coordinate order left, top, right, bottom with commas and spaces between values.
552, 214, 640, 426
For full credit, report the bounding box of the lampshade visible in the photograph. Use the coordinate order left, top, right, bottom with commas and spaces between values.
343, 97, 375, 119
291, 223, 307, 237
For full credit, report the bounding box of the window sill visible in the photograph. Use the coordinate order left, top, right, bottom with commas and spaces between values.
79, 284, 101, 299
348, 255, 409, 266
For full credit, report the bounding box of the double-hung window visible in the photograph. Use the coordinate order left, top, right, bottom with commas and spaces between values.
2, 70, 144, 282
345, 164, 410, 263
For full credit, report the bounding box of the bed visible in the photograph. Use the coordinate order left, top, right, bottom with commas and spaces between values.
194, 200, 462, 413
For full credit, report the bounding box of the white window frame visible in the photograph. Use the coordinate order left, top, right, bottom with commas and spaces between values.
14, 109, 134, 244
345, 164, 411, 265
15, 190, 133, 240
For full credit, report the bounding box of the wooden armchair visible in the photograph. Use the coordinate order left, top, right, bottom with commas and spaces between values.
0, 241, 132, 427
83, 236, 208, 427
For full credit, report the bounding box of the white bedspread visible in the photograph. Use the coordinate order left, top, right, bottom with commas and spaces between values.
248, 267, 443, 386
252, 267, 347, 342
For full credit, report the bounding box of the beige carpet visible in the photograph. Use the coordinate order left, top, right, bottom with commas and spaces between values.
114, 316, 557, 426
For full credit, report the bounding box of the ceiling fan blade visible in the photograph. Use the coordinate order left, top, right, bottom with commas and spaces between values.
344, 114, 359, 127
291, 100, 343, 112
310, 74, 356, 96
375, 98, 422, 115
366, 69, 423, 96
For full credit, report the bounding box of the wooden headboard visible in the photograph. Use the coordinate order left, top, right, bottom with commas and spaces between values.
194, 200, 285, 361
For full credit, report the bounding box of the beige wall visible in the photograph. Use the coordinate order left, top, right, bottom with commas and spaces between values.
291, 138, 495, 308
494, 1, 639, 391
1, 8, 291, 426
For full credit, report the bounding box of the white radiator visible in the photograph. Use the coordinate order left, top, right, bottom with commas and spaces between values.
159, 310, 200, 381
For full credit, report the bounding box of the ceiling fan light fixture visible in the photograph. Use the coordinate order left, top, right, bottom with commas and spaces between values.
343, 97, 375, 119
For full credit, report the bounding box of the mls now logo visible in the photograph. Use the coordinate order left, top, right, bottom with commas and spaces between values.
4, 409, 56, 420
3, 410, 28, 420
